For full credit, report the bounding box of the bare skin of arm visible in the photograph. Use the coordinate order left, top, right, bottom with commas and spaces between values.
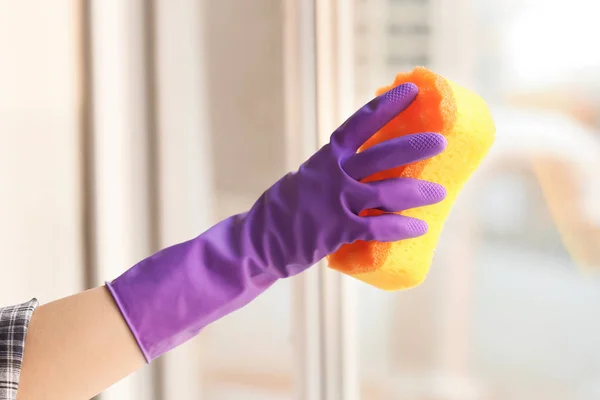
17, 287, 145, 400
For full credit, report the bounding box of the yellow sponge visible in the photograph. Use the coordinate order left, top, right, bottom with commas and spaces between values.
327, 67, 495, 291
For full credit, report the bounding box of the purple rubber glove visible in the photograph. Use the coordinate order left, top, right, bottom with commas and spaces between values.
106, 83, 447, 362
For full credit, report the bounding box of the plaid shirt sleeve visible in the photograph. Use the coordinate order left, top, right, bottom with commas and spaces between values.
0, 300, 38, 400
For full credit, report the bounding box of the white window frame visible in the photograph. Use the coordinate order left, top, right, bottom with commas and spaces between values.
285, 0, 359, 399
84, 0, 360, 398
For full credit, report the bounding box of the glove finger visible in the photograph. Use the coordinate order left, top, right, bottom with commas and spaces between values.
330, 83, 418, 154
360, 178, 446, 212
342, 133, 446, 181
358, 214, 429, 242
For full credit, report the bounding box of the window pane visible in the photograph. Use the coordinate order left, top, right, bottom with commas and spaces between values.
354, 0, 600, 399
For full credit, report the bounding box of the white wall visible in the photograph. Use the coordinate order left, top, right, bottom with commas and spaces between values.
0, 1, 83, 304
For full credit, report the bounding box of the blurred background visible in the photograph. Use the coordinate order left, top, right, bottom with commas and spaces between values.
2, 0, 600, 399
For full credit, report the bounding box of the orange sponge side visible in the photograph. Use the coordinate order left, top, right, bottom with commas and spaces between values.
327, 67, 495, 290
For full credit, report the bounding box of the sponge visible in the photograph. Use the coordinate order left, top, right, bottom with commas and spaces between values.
327, 67, 495, 291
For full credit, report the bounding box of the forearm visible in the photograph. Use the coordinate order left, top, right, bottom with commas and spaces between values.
17, 287, 145, 400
